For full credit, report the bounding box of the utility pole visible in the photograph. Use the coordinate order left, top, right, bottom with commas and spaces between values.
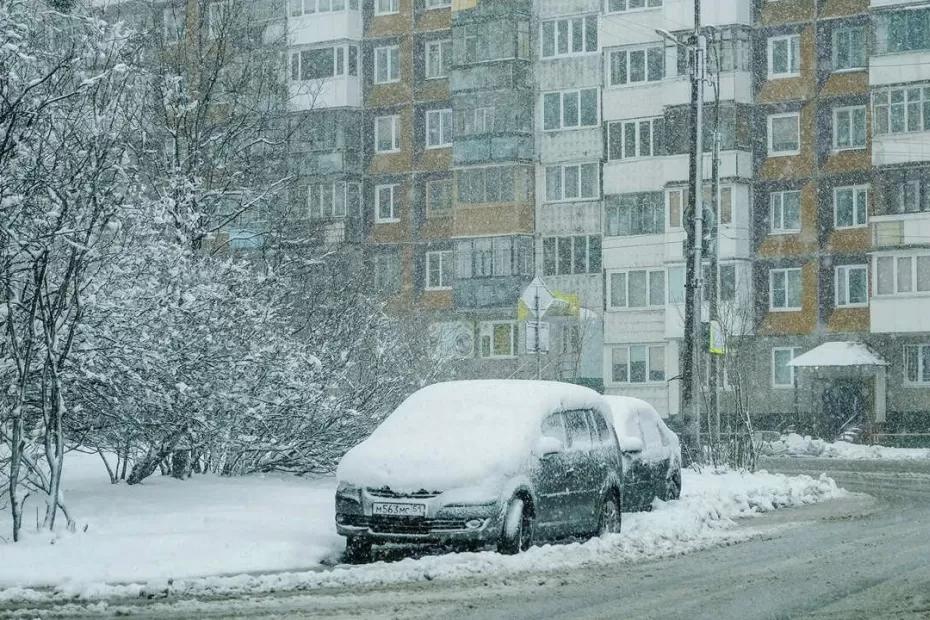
684, 0, 706, 459
708, 31, 721, 450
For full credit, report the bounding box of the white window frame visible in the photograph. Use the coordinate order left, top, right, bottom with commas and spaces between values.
833, 185, 868, 229
545, 163, 600, 202
768, 112, 801, 156
772, 347, 802, 388
425, 108, 453, 148
307, 181, 360, 219
610, 344, 666, 384
374, 45, 400, 84
832, 26, 866, 72
607, 45, 665, 87
833, 105, 867, 151
767, 34, 800, 79
605, 0, 663, 14
479, 321, 518, 359
607, 118, 659, 160
374, 0, 399, 15
374, 115, 400, 153
904, 344, 930, 386
374, 183, 399, 223
425, 250, 453, 290
874, 253, 930, 297
540, 15, 598, 59
426, 178, 453, 216
607, 269, 666, 309
835, 264, 869, 308
770, 190, 802, 234
769, 267, 803, 311
542, 88, 599, 131
425, 0, 451, 8
425, 39, 452, 79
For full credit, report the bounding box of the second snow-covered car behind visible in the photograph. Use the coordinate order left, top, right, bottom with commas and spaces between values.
335, 380, 623, 562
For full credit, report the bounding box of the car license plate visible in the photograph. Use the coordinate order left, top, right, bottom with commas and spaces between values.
371, 502, 426, 517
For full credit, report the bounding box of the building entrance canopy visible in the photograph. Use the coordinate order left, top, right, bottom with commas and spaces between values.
788, 341, 888, 368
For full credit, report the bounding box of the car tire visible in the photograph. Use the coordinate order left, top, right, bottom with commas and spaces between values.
344, 536, 372, 564
665, 471, 682, 501
498, 497, 533, 555
598, 492, 622, 536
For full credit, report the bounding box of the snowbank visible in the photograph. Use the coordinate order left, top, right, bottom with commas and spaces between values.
337, 380, 609, 490
0, 465, 844, 605
764, 433, 930, 460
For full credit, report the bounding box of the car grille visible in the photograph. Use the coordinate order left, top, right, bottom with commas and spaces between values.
366, 486, 442, 499
341, 515, 468, 534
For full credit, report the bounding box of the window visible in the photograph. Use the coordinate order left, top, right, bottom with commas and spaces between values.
426, 179, 453, 216
375, 0, 398, 15
543, 88, 598, 130
425, 250, 453, 290
425, 0, 450, 7
835, 264, 868, 307
372, 252, 401, 293
834, 185, 868, 229
426, 108, 453, 148
308, 181, 361, 218
540, 15, 598, 58
667, 265, 685, 303
606, 0, 662, 13
425, 39, 452, 79
893, 179, 925, 213
611, 345, 665, 383
609, 269, 665, 308
768, 34, 800, 78
374, 46, 399, 83
904, 344, 930, 385
456, 107, 494, 136
879, 8, 930, 54
873, 86, 930, 136
374, 184, 398, 222
609, 46, 664, 86
561, 324, 582, 355
455, 236, 533, 279
607, 118, 661, 159
541, 413, 567, 443
163, 6, 182, 41
545, 163, 599, 201
542, 236, 601, 276
480, 321, 517, 358
290, 0, 359, 15
768, 113, 800, 155
719, 264, 737, 302
606, 194, 664, 236
666, 185, 733, 228
706, 26, 752, 74
833, 106, 867, 150
769, 267, 802, 311
457, 166, 521, 203
375, 115, 399, 153
832, 26, 866, 71
291, 46, 357, 81
772, 347, 801, 387
875, 254, 930, 296
770, 191, 801, 233
564, 411, 593, 450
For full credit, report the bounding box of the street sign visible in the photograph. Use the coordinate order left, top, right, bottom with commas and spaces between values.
525, 320, 550, 354
520, 276, 554, 317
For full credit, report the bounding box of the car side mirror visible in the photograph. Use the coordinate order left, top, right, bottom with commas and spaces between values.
534, 436, 564, 458
618, 436, 644, 454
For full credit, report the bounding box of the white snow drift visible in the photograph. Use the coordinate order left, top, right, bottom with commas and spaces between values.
765, 433, 930, 460
0, 456, 844, 606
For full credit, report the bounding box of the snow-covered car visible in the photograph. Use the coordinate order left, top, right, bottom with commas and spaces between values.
603, 395, 682, 511
335, 380, 623, 563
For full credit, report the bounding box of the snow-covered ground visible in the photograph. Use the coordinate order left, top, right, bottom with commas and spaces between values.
0, 451, 845, 605
764, 433, 930, 461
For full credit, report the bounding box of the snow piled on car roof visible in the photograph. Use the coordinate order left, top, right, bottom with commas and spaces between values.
337, 380, 608, 490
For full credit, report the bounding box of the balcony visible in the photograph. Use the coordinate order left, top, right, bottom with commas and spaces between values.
288, 76, 361, 110
288, 10, 362, 47
872, 212, 930, 249
453, 275, 530, 310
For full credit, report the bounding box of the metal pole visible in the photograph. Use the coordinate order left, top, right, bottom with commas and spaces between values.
690, 1, 705, 458
709, 39, 721, 449
535, 291, 541, 380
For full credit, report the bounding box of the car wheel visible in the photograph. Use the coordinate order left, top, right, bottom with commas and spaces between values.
598, 492, 622, 536
665, 471, 682, 501
498, 497, 533, 555
344, 536, 372, 564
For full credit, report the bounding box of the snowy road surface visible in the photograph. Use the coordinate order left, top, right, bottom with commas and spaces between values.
3, 458, 925, 619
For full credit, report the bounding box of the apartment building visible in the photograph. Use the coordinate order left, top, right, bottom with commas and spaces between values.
599, 1, 755, 417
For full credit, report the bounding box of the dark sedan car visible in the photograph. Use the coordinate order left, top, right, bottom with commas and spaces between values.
604, 395, 682, 511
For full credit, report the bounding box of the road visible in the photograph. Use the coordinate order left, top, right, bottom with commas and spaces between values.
8, 459, 930, 619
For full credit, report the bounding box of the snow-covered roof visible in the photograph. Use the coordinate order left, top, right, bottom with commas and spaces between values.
337, 380, 609, 490
787, 341, 888, 368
